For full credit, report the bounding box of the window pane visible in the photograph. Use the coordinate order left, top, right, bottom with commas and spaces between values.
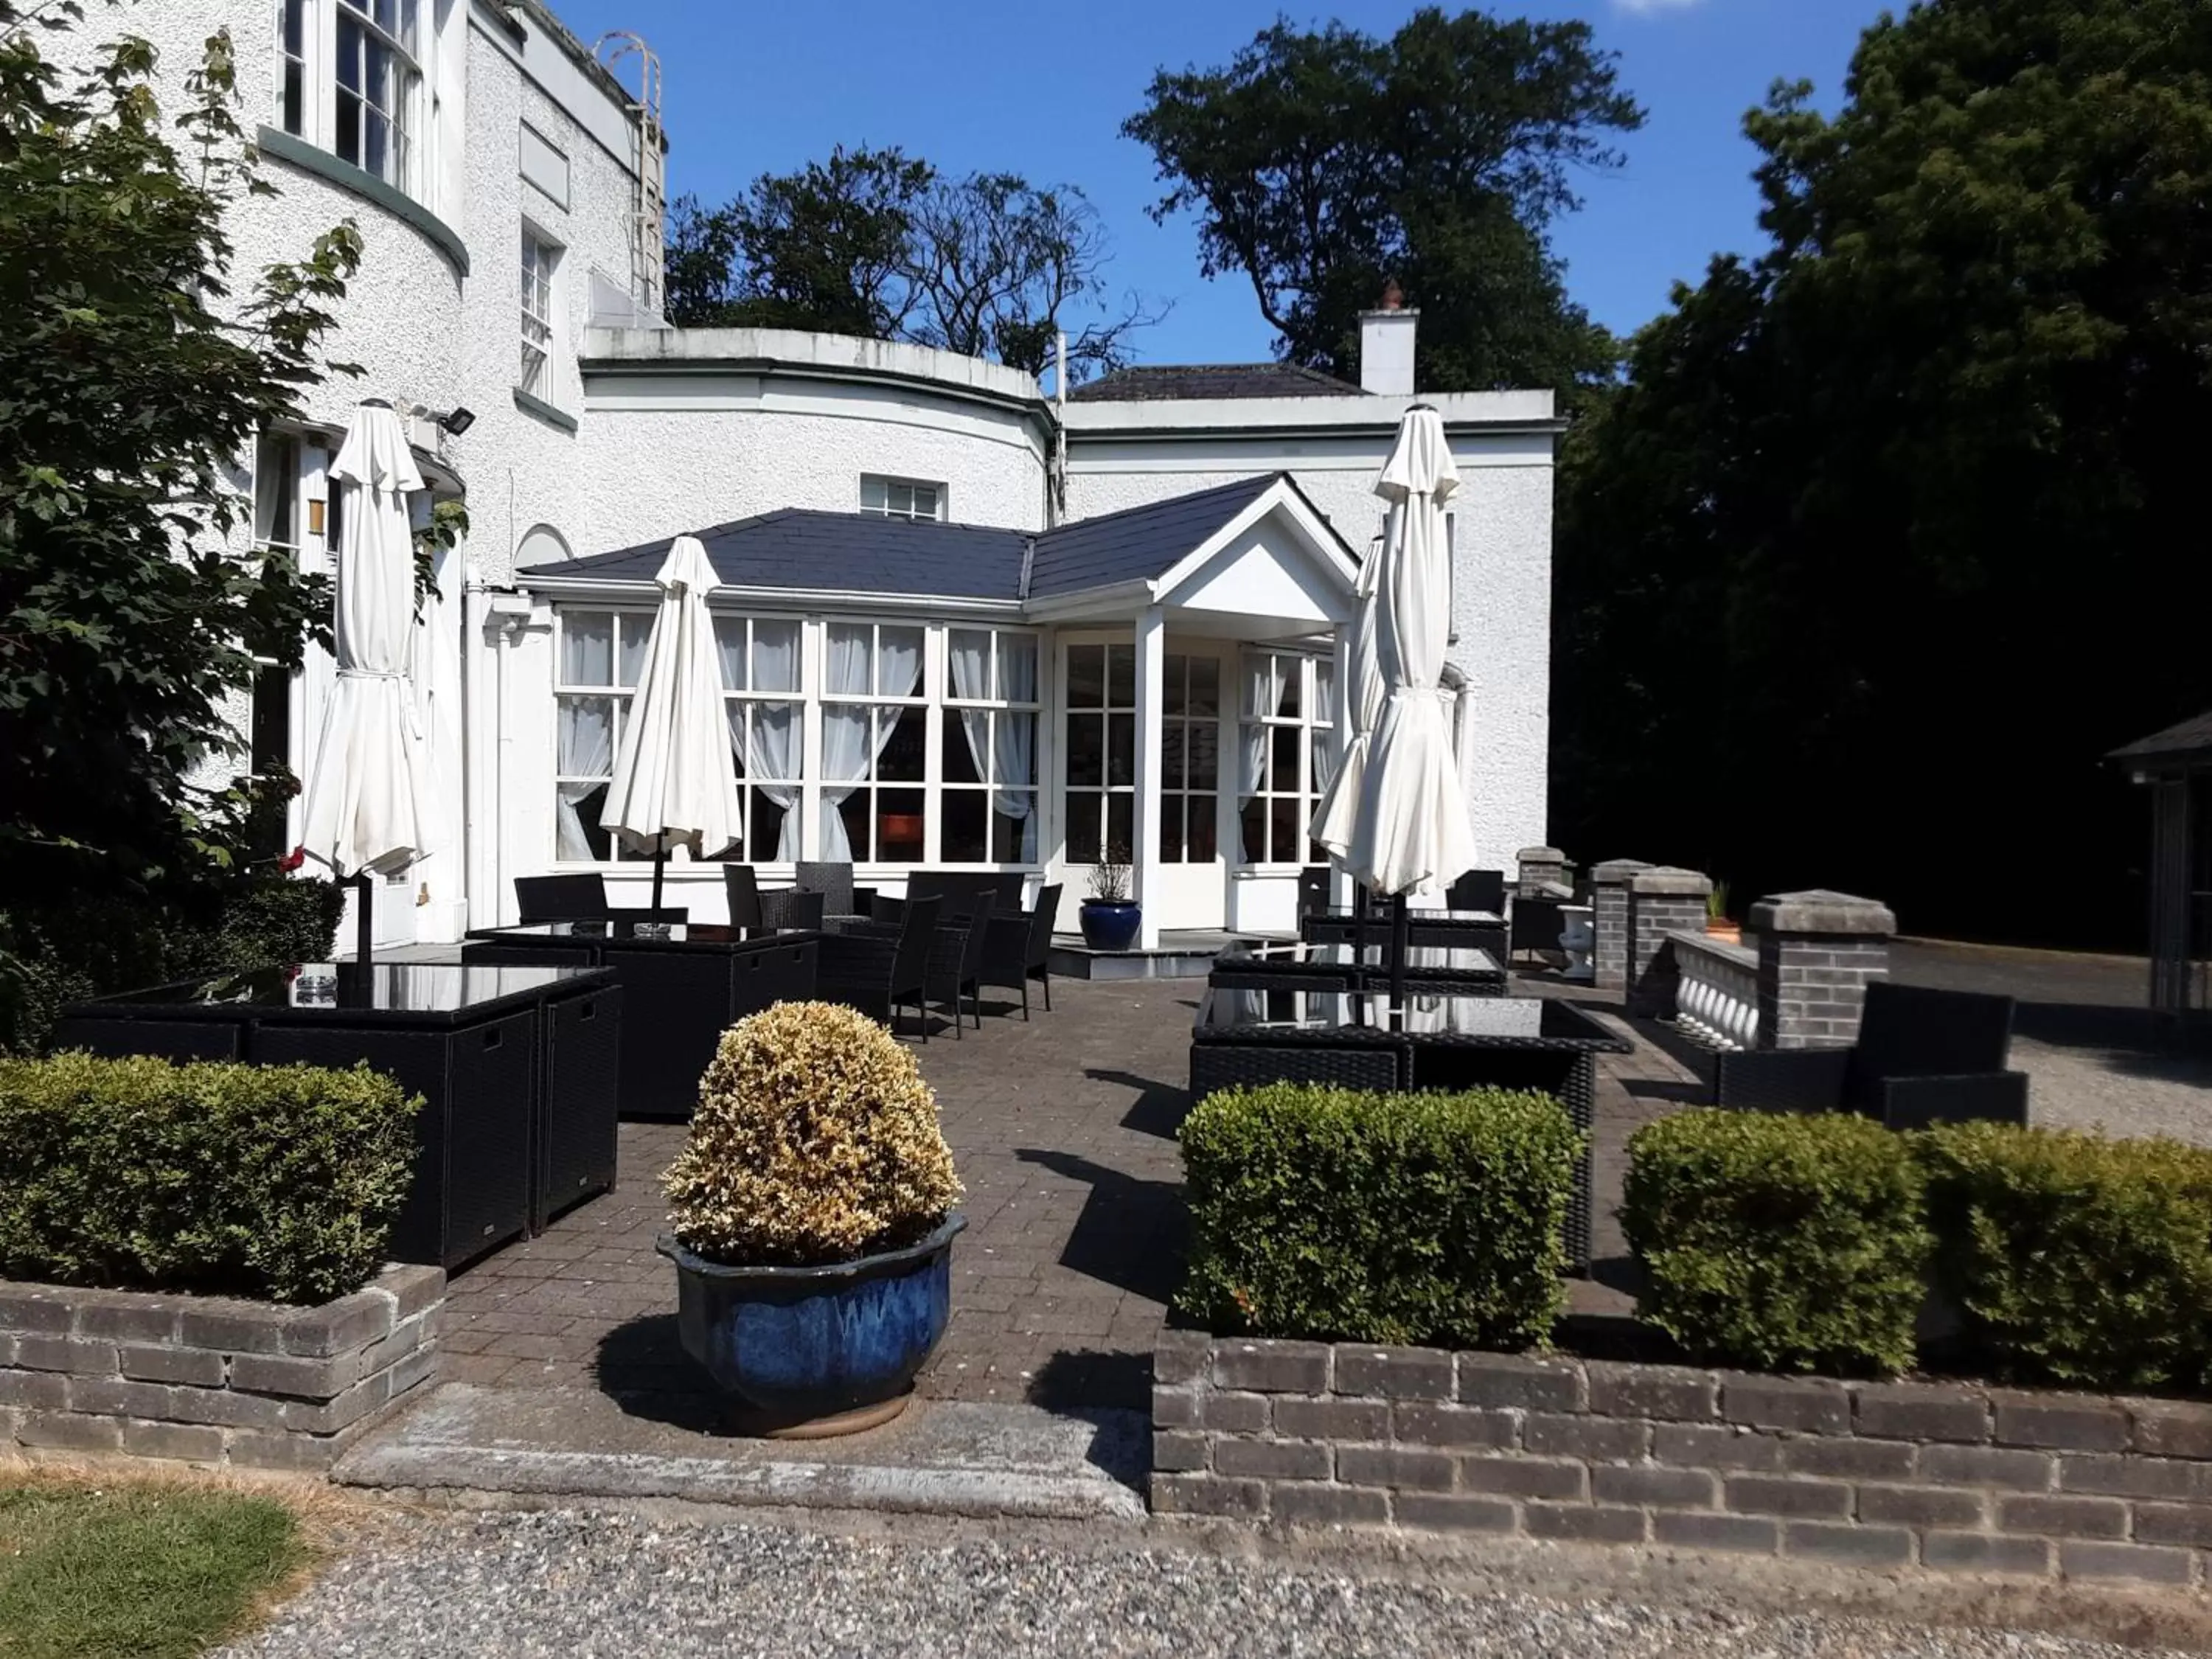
282, 0, 303, 53
1240, 798, 1266, 863
560, 782, 612, 861
751, 619, 799, 692
942, 790, 987, 863
1107, 713, 1135, 786
999, 634, 1038, 703
998, 711, 1036, 785
560, 613, 612, 686
1160, 795, 1185, 863
1189, 722, 1220, 791
282, 60, 302, 133
1276, 659, 1301, 718
1164, 655, 1189, 717
990, 796, 1035, 863
1314, 659, 1336, 727
1273, 726, 1301, 794
1187, 795, 1218, 863
335, 90, 362, 164
877, 705, 925, 782
1067, 793, 1102, 865
1270, 797, 1298, 863
878, 788, 925, 862
337, 16, 363, 88
911, 484, 940, 519
1162, 723, 1185, 790
713, 617, 746, 692
860, 476, 888, 514
1106, 791, 1133, 860
822, 706, 872, 780
1189, 655, 1220, 717
617, 614, 651, 686
751, 788, 790, 862
1106, 644, 1134, 709
1066, 714, 1103, 787
942, 717, 984, 785
1066, 644, 1104, 709
947, 628, 991, 700
826, 622, 871, 695
832, 790, 871, 859
876, 626, 922, 695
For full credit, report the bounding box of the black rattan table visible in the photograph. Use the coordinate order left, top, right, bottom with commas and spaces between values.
57, 961, 620, 1270
1189, 989, 1628, 1270
463, 922, 818, 1121
1211, 939, 1508, 997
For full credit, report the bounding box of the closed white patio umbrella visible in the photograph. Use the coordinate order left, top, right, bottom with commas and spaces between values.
1310, 525, 1382, 863
599, 535, 741, 917
299, 400, 438, 965
1343, 404, 1481, 1005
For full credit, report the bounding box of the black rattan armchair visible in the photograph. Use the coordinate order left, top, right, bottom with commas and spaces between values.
981, 882, 1060, 1018
817, 896, 941, 1038
1712, 981, 2028, 1130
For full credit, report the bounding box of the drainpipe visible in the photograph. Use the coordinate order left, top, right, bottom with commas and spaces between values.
1051, 328, 1069, 528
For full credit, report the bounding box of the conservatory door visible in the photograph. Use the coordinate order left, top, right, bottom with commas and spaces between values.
1152, 647, 1227, 931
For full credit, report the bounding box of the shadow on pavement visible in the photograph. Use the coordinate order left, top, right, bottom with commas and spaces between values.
1014, 1147, 1186, 1306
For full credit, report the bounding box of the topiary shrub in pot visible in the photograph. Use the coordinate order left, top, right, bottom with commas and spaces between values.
658, 1001, 964, 1435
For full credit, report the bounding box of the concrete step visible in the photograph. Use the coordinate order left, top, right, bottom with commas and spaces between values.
335, 1383, 1148, 1521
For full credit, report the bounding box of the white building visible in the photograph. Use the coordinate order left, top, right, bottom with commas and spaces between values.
112, 0, 1561, 949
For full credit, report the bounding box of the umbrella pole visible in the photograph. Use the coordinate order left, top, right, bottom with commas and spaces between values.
1390, 891, 1410, 1025
650, 833, 667, 922
354, 871, 374, 971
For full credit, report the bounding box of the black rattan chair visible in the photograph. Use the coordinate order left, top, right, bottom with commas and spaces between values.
1297, 866, 1332, 919
515, 874, 686, 930
818, 896, 941, 1039
981, 882, 1060, 1018
1713, 981, 2028, 1130
1447, 869, 1508, 915
758, 888, 824, 931
924, 891, 995, 1037
794, 860, 854, 914
723, 865, 763, 930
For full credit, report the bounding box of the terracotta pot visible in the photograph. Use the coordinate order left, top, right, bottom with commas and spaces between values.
1705, 919, 1742, 946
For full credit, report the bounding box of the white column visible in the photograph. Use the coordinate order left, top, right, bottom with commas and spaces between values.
1132, 605, 1166, 949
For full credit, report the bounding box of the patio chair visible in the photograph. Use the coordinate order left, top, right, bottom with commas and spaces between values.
514, 874, 686, 930
817, 896, 941, 1040
1712, 981, 2028, 1131
1447, 869, 1508, 915
794, 860, 875, 921
1510, 894, 1568, 964
757, 887, 824, 931
1297, 866, 1332, 919
980, 882, 1060, 1018
723, 864, 763, 930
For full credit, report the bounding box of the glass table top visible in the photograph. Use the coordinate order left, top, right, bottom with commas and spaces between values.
476, 922, 813, 945
1196, 987, 1620, 1045
1217, 940, 1505, 975
96, 961, 602, 1014
1303, 905, 1506, 927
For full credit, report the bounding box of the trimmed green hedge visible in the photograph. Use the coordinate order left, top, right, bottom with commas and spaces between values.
0, 875, 344, 1054
0, 1051, 419, 1304
1623, 1109, 1930, 1376
1917, 1122, 2212, 1393
1178, 1082, 1582, 1349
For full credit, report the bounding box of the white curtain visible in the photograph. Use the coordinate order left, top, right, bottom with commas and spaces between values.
556, 697, 613, 861
949, 631, 1037, 862
1236, 655, 1270, 860
717, 619, 804, 861
1311, 660, 1339, 799
819, 626, 921, 859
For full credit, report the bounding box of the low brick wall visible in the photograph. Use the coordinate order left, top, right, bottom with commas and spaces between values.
0, 1265, 442, 1471
1155, 1334, 2212, 1586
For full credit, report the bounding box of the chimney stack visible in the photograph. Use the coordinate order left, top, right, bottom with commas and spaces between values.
1359, 278, 1417, 397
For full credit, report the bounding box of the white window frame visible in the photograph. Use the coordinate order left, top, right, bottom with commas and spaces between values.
1237, 650, 1333, 870
712, 615, 806, 865
860, 475, 947, 522
818, 619, 931, 864
1061, 638, 1137, 867
550, 608, 1046, 873
940, 627, 1042, 866
519, 226, 561, 398
275, 0, 430, 201
1157, 652, 1223, 866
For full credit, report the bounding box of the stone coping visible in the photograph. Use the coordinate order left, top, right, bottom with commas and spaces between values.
1632, 867, 1714, 897
1750, 890, 1899, 937
1155, 1335, 2212, 1587
1589, 859, 1655, 886
1666, 928, 1758, 970
0, 1265, 442, 1472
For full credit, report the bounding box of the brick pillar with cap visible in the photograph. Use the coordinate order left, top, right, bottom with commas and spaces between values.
1751, 889, 1898, 1049
1629, 866, 1713, 1017
1590, 859, 1651, 994
1517, 846, 1568, 898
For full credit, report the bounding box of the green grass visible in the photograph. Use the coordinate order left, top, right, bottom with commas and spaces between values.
0, 1478, 305, 1658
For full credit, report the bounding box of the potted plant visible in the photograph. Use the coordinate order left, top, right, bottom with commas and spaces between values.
1078, 843, 1141, 950
1705, 880, 1741, 946
657, 1001, 965, 1436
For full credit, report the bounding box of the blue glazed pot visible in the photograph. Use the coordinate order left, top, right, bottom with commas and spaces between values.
1079, 899, 1141, 951
658, 1213, 965, 1435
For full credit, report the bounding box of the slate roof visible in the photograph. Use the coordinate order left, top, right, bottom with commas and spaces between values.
2110, 709, 2212, 771
1068, 362, 1367, 403
1025, 475, 1281, 597
522, 473, 1328, 604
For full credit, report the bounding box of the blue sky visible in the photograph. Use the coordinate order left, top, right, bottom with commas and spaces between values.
552, 0, 1882, 362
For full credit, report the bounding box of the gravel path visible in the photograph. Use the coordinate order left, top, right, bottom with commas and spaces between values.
220, 1509, 2178, 1659
2015, 1035, 2212, 1147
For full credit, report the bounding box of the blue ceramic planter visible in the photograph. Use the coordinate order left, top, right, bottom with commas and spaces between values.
1079, 900, 1141, 952
658, 1213, 965, 1434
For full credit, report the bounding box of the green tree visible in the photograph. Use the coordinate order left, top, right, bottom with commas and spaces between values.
664, 147, 1160, 380
1555, 0, 2212, 945
1122, 8, 1641, 394
0, 2, 361, 902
